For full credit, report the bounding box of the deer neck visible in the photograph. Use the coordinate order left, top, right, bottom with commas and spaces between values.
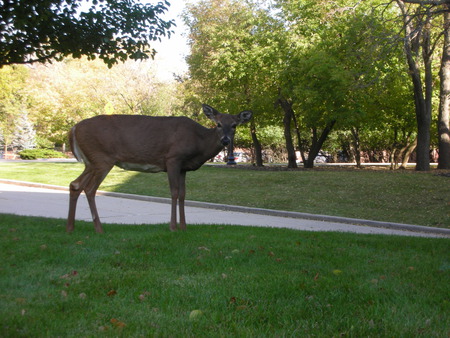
206, 127, 226, 156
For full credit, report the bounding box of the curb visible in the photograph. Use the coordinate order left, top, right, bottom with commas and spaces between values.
1, 179, 449, 237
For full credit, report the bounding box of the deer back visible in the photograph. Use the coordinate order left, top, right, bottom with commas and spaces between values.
71, 115, 222, 172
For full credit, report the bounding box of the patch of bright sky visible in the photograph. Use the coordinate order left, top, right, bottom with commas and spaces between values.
79, 0, 194, 82
151, 1, 193, 82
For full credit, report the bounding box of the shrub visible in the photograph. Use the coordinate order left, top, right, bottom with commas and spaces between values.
19, 148, 67, 160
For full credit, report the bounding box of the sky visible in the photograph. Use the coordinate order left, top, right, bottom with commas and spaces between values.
151, 1, 192, 81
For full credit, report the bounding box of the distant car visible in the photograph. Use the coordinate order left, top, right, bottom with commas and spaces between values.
314, 151, 330, 163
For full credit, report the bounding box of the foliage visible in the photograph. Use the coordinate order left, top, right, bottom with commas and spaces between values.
0, 162, 449, 228
1, 214, 449, 336
12, 113, 36, 150
183, 0, 283, 149
18, 149, 67, 160
22, 58, 181, 146
183, 0, 420, 166
0, 0, 174, 68
0, 65, 29, 150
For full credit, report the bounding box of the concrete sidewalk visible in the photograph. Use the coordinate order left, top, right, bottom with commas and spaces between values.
0, 180, 449, 238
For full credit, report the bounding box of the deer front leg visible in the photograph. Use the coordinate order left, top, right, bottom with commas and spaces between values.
178, 171, 187, 231
167, 166, 181, 231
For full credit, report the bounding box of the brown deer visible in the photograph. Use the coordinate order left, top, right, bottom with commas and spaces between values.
67, 104, 252, 233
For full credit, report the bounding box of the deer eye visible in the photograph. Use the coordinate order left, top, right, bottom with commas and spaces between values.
217, 123, 222, 128
232, 124, 237, 129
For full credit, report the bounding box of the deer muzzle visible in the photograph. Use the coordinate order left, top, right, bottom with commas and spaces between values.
221, 136, 231, 146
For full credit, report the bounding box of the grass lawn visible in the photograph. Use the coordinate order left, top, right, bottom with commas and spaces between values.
0, 214, 449, 336
0, 161, 449, 228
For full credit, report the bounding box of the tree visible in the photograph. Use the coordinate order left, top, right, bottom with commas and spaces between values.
184, 0, 281, 166
0, 65, 29, 154
275, 0, 412, 168
394, 0, 450, 170
438, 3, 450, 169
25, 58, 179, 146
12, 112, 36, 150
0, 0, 174, 68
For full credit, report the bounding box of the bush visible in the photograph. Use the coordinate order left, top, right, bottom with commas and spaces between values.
19, 148, 67, 160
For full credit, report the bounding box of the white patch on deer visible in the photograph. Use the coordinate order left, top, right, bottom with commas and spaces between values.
116, 162, 163, 173
71, 126, 91, 165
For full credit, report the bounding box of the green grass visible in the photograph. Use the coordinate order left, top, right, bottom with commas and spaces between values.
1, 214, 449, 336
0, 162, 449, 228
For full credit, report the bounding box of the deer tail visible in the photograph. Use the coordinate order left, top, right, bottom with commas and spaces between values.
69, 126, 88, 164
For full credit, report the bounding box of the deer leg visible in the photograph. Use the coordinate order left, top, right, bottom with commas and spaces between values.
178, 171, 187, 231
67, 168, 93, 232
167, 167, 181, 232
84, 166, 112, 234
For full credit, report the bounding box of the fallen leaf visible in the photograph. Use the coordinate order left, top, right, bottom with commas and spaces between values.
61, 290, 68, 298
79, 293, 87, 299
76, 241, 83, 245
107, 290, 117, 297
333, 269, 342, 275
314, 273, 320, 281
110, 318, 126, 328
189, 309, 203, 320
268, 251, 275, 257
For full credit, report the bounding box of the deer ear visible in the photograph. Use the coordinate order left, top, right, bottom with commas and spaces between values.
237, 110, 253, 124
202, 104, 220, 122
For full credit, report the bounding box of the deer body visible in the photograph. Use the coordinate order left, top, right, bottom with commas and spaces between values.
67, 105, 252, 233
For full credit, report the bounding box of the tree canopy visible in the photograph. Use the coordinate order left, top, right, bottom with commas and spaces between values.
0, 0, 174, 68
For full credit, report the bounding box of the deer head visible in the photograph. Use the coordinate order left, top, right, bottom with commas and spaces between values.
202, 104, 253, 147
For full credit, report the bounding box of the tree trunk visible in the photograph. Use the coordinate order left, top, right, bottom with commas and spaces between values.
292, 112, 306, 163
351, 127, 361, 168
438, 6, 450, 169
304, 120, 336, 168
277, 97, 297, 168
250, 120, 263, 167
399, 137, 417, 169
396, 0, 432, 171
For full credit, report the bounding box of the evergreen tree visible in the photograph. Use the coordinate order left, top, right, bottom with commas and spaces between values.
13, 113, 36, 150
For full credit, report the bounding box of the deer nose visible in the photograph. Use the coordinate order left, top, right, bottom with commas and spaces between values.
221, 136, 231, 146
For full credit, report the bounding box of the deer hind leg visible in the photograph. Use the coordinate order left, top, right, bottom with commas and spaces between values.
83, 165, 113, 233
67, 168, 93, 233
67, 164, 112, 233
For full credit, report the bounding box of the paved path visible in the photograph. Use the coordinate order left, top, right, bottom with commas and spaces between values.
0, 180, 448, 238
